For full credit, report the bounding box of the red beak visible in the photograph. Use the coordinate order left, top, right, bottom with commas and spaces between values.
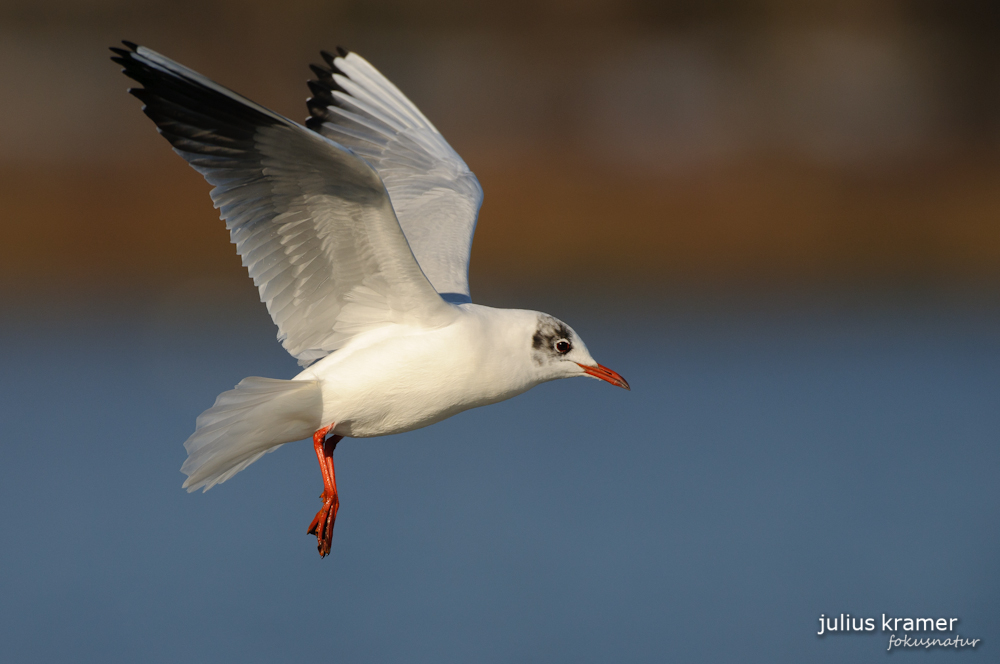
577, 363, 630, 390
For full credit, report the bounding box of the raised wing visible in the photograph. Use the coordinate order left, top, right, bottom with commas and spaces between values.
111, 42, 457, 366
305, 49, 483, 304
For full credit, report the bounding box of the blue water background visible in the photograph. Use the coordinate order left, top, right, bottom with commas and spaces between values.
1, 291, 998, 662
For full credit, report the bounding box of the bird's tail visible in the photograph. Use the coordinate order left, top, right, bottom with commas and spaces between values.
181, 377, 324, 492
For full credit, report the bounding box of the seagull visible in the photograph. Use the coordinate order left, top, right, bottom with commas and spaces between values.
111, 41, 629, 557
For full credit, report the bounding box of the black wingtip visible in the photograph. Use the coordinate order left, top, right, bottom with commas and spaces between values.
336, 46, 349, 57
309, 63, 331, 78
111, 41, 139, 64
307, 79, 331, 98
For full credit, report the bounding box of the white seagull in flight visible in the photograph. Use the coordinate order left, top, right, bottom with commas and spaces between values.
112, 41, 629, 557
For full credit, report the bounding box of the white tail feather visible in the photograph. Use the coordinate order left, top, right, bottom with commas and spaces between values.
181, 377, 324, 492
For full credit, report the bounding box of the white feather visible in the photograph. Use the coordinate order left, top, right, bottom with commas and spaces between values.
181, 377, 324, 492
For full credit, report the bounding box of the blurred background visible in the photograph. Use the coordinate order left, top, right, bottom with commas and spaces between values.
1, 0, 999, 662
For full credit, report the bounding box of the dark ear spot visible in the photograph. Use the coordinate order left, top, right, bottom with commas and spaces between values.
532, 329, 546, 351
532, 315, 572, 364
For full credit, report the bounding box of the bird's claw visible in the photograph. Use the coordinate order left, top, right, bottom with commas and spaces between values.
307, 492, 339, 557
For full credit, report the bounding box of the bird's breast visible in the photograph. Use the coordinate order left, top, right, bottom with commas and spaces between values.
299, 319, 533, 438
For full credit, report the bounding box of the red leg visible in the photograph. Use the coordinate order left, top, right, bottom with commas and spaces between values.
307, 424, 343, 558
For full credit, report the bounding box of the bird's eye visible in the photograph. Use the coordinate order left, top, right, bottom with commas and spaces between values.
555, 339, 572, 354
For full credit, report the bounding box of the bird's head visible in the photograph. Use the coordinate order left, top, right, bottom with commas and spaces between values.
528, 313, 629, 390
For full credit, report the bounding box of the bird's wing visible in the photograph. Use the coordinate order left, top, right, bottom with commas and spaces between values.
112, 43, 458, 367
305, 49, 483, 304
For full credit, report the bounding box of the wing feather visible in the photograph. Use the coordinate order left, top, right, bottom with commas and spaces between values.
306, 50, 483, 304
112, 43, 457, 366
